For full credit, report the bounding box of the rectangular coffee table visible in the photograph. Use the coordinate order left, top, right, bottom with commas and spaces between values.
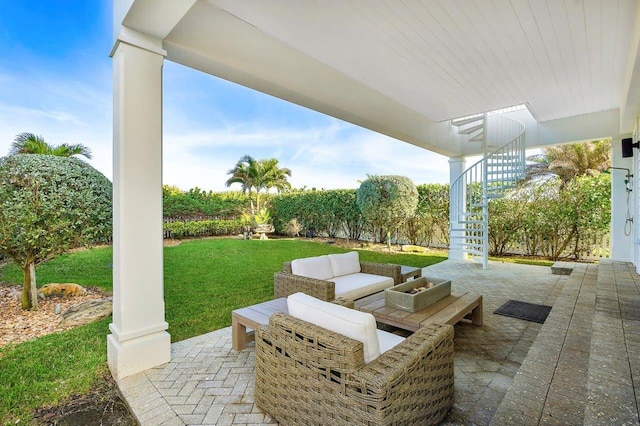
354, 291, 482, 332
231, 298, 288, 350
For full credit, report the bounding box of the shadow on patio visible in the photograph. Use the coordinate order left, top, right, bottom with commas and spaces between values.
118, 259, 640, 425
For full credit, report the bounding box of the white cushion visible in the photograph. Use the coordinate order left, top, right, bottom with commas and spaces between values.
291, 255, 334, 280
329, 251, 361, 277
377, 330, 405, 354
287, 292, 381, 364
331, 273, 394, 300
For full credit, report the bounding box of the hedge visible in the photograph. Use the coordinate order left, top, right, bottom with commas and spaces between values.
163, 219, 243, 239
162, 175, 611, 261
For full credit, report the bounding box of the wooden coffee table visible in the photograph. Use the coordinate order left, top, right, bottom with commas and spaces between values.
354, 291, 482, 332
232, 298, 288, 350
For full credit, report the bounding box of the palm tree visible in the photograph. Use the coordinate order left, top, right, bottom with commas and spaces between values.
226, 155, 259, 214
225, 155, 291, 214
9, 132, 92, 159
525, 139, 611, 187
253, 158, 292, 211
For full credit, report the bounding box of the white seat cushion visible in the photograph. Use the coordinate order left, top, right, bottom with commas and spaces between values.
291, 255, 334, 280
377, 330, 405, 355
331, 273, 394, 300
329, 251, 361, 277
287, 292, 381, 364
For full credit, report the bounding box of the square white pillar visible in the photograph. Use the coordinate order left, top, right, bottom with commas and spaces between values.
108, 39, 170, 381
448, 156, 467, 261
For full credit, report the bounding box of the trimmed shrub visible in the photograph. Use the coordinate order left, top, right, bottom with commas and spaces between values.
0, 154, 112, 309
357, 175, 418, 248
163, 219, 243, 239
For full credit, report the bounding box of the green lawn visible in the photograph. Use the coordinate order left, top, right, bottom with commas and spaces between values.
0, 238, 446, 424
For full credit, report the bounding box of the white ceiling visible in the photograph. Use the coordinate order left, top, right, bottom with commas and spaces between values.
117, 0, 640, 157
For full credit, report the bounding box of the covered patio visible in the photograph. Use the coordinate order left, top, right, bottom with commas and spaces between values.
118, 260, 640, 425
110, 1, 640, 424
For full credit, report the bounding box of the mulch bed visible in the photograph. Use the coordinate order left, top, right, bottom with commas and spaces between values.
0, 284, 108, 348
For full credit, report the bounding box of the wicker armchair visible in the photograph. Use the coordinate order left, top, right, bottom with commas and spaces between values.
255, 313, 454, 425
274, 261, 402, 301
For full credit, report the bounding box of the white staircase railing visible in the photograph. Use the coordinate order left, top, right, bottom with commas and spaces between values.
449, 113, 526, 269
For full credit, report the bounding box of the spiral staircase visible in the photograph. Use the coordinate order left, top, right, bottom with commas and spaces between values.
449, 112, 526, 269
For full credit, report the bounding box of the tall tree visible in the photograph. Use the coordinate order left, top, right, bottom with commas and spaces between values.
526, 139, 611, 187
253, 158, 292, 212
225, 155, 291, 214
225, 155, 259, 214
9, 132, 92, 159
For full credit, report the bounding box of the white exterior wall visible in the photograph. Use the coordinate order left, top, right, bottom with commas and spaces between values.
610, 138, 635, 262
635, 123, 640, 274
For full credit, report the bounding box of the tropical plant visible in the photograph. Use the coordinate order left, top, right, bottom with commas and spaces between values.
0, 155, 112, 309
356, 175, 418, 251
526, 139, 611, 186
254, 208, 271, 225
9, 132, 92, 159
225, 155, 291, 215
283, 218, 303, 237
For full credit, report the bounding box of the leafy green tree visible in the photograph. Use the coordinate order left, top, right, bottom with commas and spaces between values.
225, 155, 291, 214
0, 155, 112, 310
356, 175, 418, 250
9, 132, 92, 159
526, 140, 611, 186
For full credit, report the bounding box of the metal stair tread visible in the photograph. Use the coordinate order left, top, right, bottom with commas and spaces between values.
451, 115, 483, 126
458, 123, 483, 134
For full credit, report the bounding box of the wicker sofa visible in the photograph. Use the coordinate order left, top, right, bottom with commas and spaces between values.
274, 251, 402, 301
255, 310, 455, 425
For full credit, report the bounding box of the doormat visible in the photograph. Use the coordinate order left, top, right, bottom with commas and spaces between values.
493, 300, 552, 324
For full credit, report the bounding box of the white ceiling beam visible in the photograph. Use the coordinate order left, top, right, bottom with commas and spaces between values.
534, 109, 623, 147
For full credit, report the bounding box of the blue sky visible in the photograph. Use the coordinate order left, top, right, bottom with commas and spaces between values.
0, 1, 451, 191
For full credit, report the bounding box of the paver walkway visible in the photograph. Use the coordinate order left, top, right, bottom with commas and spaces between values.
118, 260, 640, 425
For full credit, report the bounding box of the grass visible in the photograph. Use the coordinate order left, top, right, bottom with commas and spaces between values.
0, 238, 445, 424
487, 255, 554, 267
0, 319, 111, 424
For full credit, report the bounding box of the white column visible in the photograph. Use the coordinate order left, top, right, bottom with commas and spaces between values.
108, 38, 170, 381
610, 138, 634, 262
448, 156, 467, 261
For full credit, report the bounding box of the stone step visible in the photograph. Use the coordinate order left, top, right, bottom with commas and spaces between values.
491, 261, 640, 425
550, 261, 575, 275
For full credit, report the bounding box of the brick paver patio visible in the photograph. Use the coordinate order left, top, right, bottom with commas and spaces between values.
119, 259, 640, 425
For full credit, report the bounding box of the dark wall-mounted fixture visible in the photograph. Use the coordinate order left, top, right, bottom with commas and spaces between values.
622, 137, 639, 158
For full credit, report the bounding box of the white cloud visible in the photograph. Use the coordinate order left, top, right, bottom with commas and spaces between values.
0, 34, 452, 193
161, 120, 451, 191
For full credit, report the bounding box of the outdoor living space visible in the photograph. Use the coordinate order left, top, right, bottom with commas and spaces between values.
118, 259, 640, 425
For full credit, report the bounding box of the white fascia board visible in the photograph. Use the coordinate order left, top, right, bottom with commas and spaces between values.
112, 0, 197, 54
